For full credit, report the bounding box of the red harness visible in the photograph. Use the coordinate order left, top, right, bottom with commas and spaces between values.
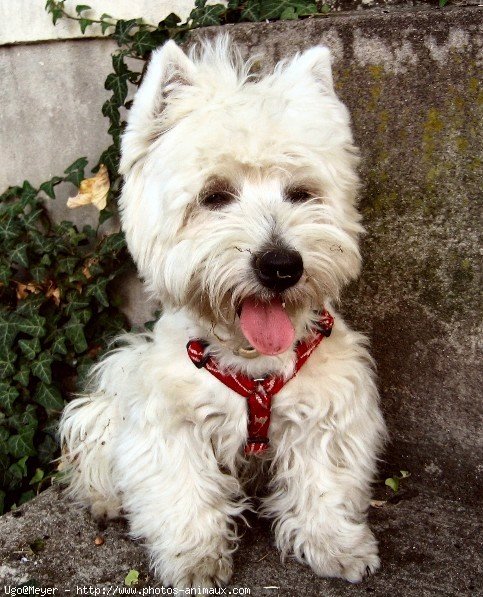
186, 310, 334, 456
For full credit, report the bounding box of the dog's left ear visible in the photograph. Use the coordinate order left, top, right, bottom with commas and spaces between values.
284, 46, 334, 94
120, 41, 196, 172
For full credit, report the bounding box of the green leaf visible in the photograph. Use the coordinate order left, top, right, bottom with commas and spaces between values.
13, 364, 30, 387
8, 431, 36, 459
99, 232, 126, 255
19, 491, 35, 506
34, 383, 64, 411
50, 335, 68, 355
0, 383, 19, 412
30, 468, 44, 485
75, 4, 91, 14
0, 262, 11, 284
124, 570, 139, 587
114, 19, 138, 46
31, 352, 53, 384
64, 157, 88, 187
57, 256, 79, 275
131, 29, 157, 57
240, 0, 260, 21
18, 337, 41, 360
30, 265, 48, 283
0, 349, 16, 379
385, 477, 399, 493
320, 2, 331, 14
86, 277, 109, 307
0, 216, 22, 244
98, 144, 120, 178
105, 73, 129, 106
17, 314, 46, 338
281, 6, 297, 19
9, 405, 38, 431
40, 176, 63, 199
22, 208, 44, 231
64, 319, 88, 353
163, 12, 182, 28
0, 312, 20, 349
102, 98, 120, 125
79, 18, 90, 34
16, 296, 44, 318
191, 2, 226, 26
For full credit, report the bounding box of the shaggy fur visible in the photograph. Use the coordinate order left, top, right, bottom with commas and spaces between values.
59, 37, 386, 588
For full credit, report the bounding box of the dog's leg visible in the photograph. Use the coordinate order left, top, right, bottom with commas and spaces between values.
116, 422, 244, 588
59, 392, 121, 520
264, 366, 385, 583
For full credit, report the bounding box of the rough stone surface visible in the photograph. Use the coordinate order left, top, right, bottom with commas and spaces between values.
1, 4, 482, 593
0, 483, 481, 595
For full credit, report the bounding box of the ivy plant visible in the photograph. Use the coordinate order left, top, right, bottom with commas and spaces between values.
0, 168, 129, 513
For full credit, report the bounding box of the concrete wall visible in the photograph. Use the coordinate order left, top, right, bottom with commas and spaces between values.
0, 0, 200, 44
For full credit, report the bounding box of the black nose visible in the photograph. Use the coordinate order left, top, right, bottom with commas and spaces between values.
254, 248, 304, 291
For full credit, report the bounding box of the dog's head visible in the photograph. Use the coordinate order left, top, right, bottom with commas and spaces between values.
120, 37, 362, 355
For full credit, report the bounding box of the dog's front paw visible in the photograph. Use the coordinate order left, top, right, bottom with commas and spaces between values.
174, 551, 233, 589
295, 524, 380, 583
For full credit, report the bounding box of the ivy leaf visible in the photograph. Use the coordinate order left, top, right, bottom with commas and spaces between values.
105, 72, 129, 106
10, 243, 29, 268
30, 468, 44, 485
31, 352, 53, 384
191, 1, 226, 26
114, 19, 138, 46
86, 277, 109, 307
16, 296, 44, 318
8, 430, 36, 459
18, 337, 41, 360
9, 405, 38, 431
241, 0, 260, 21
281, 6, 297, 19
162, 12, 182, 28
0, 262, 11, 285
0, 313, 20, 349
102, 98, 120, 125
98, 144, 120, 178
99, 232, 126, 255
30, 265, 48, 283
13, 364, 30, 387
64, 319, 88, 353
131, 30, 157, 57
17, 314, 46, 338
20, 181, 37, 208
79, 18, 91, 34
0, 349, 16, 379
57, 256, 79, 275
34, 383, 64, 412
75, 4, 91, 15
0, 216, 22, 244
50, 335, 68, 356
22, 208, 44, 232
39, 176, 63, 199
0, 383, 19, 412
64, 157, 88, 188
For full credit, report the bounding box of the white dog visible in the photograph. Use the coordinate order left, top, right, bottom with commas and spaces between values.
59, 37, 386, 588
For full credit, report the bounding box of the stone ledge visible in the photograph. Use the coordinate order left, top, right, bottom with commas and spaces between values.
0, 483, 480, 594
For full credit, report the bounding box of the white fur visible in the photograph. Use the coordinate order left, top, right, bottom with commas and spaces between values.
59, 36, 386, 588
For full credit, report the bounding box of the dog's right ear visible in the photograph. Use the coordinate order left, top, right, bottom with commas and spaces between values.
120, 41, 196, 172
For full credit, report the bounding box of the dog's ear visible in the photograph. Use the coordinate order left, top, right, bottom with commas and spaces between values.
120, 41, 196, 172
285, 46, 334, 94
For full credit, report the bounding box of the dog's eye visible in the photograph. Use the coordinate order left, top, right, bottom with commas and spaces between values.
286, 188, 313, 203
201, 191, 234, 210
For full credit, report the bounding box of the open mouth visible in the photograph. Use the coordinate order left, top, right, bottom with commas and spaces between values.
237, 296, 295, 356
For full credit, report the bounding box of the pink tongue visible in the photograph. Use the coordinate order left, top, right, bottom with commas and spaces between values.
239, 297, 295, 356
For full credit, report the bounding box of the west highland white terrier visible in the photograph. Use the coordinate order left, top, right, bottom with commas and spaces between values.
59, 37, 386, 588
